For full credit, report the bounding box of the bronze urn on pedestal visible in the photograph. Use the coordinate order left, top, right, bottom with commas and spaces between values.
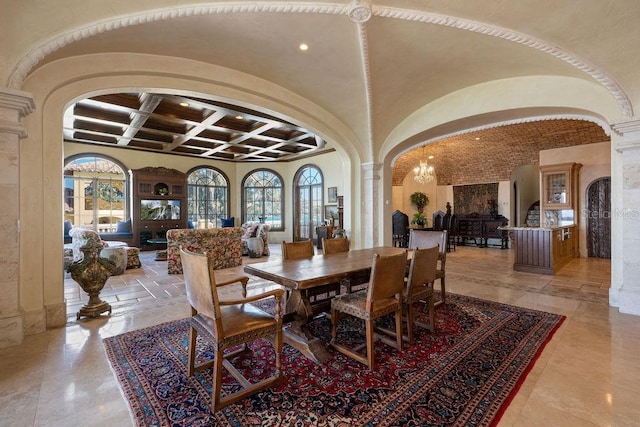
67, 240, 116, 320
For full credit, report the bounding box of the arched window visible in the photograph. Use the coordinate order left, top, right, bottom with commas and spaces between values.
294, 165, 323, 240
63, 155, 128, 232
242, 169, 284, 231
187, 167, 230, 228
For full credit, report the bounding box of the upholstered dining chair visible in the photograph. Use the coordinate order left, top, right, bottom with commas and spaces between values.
281, 239, 315, 260
321, 236, 350, 255
179, 247, 285, 412
408, 229, 448, 307
330, 251, 408, 369
376, 246, 438, 345
282, 239, 340, 306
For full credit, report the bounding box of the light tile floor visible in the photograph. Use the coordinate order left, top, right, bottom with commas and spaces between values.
2, 245, 639, 426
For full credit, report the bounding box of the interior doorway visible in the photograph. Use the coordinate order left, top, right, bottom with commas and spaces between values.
586, 177, 611, 258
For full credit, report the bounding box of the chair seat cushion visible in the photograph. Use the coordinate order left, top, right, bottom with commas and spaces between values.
192, 304, 277, 346
331, 289, 400, 320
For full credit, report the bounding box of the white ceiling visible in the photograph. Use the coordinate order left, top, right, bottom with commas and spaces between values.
7, 1, 638, 176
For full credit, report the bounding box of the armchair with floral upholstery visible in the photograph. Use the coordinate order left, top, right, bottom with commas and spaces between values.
240, 222, 271, 256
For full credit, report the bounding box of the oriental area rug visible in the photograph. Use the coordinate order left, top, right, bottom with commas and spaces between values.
103, 294, 564, 426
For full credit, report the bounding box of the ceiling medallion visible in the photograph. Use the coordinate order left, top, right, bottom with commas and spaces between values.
348, 0, 372, 23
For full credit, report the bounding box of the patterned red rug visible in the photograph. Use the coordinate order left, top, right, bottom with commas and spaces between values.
103, 294, 564, 426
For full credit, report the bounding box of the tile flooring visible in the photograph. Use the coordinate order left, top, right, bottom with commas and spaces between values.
2, 245, 639, 426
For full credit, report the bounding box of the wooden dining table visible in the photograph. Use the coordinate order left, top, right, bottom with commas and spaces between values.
243, 246, 407, 363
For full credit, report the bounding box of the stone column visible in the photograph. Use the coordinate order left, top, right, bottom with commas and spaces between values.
0, 88, 34, 348
612, 118, 640, 315
361, 162, 382, 248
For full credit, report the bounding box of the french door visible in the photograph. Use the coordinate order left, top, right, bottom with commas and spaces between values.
294, 166, 323, 241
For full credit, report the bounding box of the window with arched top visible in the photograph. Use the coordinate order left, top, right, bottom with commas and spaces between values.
294, 165, 323, 241
242, 169, 284, 231
187, 167, 230, 229
63, 155, 128, 232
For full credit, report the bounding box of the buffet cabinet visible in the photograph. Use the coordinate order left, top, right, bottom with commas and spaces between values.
455, 214, 509, 249
130, 167, 187, 250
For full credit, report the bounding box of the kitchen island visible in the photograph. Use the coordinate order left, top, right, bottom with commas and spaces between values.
501, 225, 578, 275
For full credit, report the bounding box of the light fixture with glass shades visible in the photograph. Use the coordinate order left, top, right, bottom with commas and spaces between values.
414, 146, 435, 184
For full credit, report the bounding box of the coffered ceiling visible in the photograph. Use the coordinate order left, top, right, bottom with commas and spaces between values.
63, 92, 332, 162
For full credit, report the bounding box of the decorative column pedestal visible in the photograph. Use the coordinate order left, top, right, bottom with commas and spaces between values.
67, 240, 117, 320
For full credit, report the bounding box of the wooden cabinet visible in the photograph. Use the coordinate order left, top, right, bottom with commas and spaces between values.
316, 225, 334, 249
337, 196, 344, 229
541, 163, 582, 211
511, 225, 578, 274
130, 167, 187, 250
456, 214, 509, 248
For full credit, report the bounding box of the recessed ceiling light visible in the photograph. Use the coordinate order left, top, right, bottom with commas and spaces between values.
235, 115, 243, 120
299, 43, 309, 51
475, 137, 480, 140
179, 102, 189, 107
428, 155, 434, 160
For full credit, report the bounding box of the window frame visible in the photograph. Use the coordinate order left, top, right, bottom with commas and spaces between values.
186, 166, 231, 229
63, 154, 129, 233
241, 168, 284, 231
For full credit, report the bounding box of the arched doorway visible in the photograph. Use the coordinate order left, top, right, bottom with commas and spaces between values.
586, 177, 611, 258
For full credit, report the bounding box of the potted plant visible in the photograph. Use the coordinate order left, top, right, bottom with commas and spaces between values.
410, 192, 429, 213
411, 212, 427, 227
410, 192, 429, 227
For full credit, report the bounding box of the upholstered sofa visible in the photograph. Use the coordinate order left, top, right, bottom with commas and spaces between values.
166, 227, 244, 274
240, 222, 271, 256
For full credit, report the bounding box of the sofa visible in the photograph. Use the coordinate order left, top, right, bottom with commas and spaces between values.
64, 227, 142, 274
166, 227, 244, 274
64, 218, 134, 246
66, 228, 141, 273
240, 222, 271, 256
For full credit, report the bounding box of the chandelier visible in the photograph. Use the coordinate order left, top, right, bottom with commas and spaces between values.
414, 147, 435, 184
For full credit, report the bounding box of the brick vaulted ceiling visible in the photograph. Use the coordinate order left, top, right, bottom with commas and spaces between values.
392, 119, 609, 186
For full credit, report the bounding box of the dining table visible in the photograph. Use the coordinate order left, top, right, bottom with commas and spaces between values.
243, 246, 407, 363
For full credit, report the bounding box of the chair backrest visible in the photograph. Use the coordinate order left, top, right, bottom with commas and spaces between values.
408, 229, 447, 256
281, 239, 314, 260
180, 247, 219, 322
392, 210, 409, 235
366, 251, 408, 309
321, 237, 349, 255
432, 210, 445, 231
406, 246, 439, 297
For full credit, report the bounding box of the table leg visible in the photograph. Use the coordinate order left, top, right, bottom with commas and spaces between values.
282, 289, 332, 364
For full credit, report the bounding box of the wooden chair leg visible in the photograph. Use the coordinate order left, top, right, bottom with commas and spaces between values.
188, 326, 197, 376
406, 303, 415, 344
427, 295, 435, 331
394, 308, 403, 352
365, 319, 375, 369
331, 307, 338, 343
212, 348, 225, 413
440, 277, 446, 304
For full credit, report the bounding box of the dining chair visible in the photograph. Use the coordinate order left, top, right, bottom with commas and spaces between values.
330, 250, 408, 369
376, 246, 438, 345
322, 237, 368, 294
180, 247, 285, 412
408, 229, 447, 306
282, 239, 341, 306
